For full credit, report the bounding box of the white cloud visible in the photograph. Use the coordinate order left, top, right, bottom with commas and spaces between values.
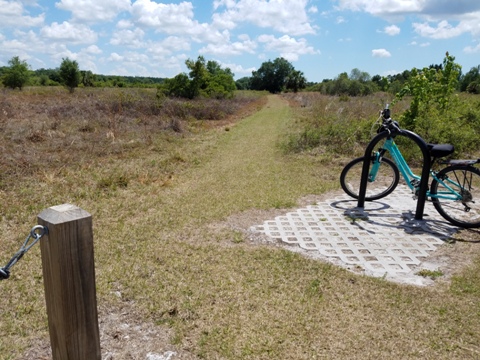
109, 52, 124, 62
48, 45, 78, 63
218, 61, 256, 76
336, 0, 480, 38
258, 34, 319, 61
146, 36, 191, 58
55, 0, 131, 23
118, 51, 149, 65
117, 19, 134, 29
0, 0, 45, 27
131, 0, 195, 32
383, 24, 400, 36
464, 42, 480, 54
212, 0, 316, 36
413, 16, 480, 39
1, 29, 75, 65
110, 28, 145, 48
40, 21, 97, 44
413, 20, 462, 39
1, 38, 30, 55
372, 48, 391, 58
335, 0, 480, 17
130, 0, 225, 44
335, 0, 422, 17
76, 47, 103, 72
85, 45, 102, 54
200, 34, 257, 56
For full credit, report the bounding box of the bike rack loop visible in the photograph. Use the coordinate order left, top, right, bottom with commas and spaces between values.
357, 129, 431, 220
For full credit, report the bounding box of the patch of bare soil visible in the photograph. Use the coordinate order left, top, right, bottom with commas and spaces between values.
23, 303, 199, 360
428, 228, 480, 283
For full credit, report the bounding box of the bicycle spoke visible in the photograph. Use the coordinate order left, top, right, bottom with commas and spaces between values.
431, 165, 480, 228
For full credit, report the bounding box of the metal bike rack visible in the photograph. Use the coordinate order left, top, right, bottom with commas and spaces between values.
357, 128, 431, 220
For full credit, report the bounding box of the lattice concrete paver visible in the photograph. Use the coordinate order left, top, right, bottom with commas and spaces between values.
250, 186, 459, 286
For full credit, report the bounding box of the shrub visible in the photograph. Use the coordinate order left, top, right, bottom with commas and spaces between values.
59, 58, 80, 93
2, 56, 30, 90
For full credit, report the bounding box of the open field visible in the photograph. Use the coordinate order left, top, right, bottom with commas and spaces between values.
1, 88, 480, 359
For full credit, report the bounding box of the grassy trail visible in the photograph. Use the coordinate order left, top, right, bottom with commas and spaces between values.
135, 94, 332, 233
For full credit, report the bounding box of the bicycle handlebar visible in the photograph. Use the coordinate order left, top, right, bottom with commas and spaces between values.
377, 104, 400, 135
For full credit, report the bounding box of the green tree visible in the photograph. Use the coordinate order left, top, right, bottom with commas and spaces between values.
185, 56, 209, 98
39, 74, 49, 86
285, 70, 307, 93
460, 65, 480, 93
80, 70, 96, 87
203, 60, 236, 98
235, 76, 251, 90
161, 73, 192, 98
466, 80, 480, 94
332, 72, 350, 95
349, 68, 371, 83
2, 56, 30, 90
162, 56, 236, 99
203, 72, 236, 99
59, 58, 80, 93
395, 52, 461, 129
250, 57, 295, 93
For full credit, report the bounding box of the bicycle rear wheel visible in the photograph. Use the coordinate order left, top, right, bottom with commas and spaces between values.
340, 156, 399, 201
430, 165, 480, 228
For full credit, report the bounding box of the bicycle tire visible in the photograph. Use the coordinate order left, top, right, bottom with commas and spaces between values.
340, 156, 399, 201
430, 165, 480, 228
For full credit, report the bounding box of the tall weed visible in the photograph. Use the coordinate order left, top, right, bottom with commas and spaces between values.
281, 93, 407, 156
282, 92, 480, 159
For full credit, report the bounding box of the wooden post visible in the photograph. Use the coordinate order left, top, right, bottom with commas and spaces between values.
38, 204, 101, 360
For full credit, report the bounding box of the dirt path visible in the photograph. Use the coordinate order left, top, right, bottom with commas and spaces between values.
152, 94, 324, 232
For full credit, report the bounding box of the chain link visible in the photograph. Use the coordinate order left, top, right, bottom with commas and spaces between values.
0, 225, 48, 280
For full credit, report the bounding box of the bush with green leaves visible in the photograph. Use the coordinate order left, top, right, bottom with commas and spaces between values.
59, 57, 80, 93
390, 52, 480, 156
394, 52, 461, 130
2, 56, 31, 90
160, 56, 236, 99
249, 57, 307, 93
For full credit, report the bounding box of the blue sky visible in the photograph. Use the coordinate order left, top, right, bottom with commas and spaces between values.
1, 0, 479, 82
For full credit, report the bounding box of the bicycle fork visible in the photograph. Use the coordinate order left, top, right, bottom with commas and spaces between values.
368, 150, 386, 182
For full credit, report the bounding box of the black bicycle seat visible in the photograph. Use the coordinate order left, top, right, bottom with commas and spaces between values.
427, 143, 454, 158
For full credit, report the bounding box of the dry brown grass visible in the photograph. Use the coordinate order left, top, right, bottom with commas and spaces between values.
1, 89, 480, 360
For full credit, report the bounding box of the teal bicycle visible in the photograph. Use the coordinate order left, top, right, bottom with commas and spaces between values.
340, 106, 480, 228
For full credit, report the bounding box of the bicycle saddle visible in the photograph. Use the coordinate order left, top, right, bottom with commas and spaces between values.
427, 143, 454, 158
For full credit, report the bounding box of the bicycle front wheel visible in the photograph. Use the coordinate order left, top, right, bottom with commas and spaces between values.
340, 156, 399, 201
430, 165, 480, 228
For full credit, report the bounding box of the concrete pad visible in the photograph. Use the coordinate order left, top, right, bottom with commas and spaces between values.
250, 186, 460, 286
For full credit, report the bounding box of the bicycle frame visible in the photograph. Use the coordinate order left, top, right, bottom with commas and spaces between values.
371, 137, 464, 202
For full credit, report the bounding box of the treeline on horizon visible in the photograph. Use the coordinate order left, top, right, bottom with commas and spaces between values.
1, 58, 479, 96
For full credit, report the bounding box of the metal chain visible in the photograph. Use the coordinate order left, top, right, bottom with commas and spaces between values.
0, 225, 48, 280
